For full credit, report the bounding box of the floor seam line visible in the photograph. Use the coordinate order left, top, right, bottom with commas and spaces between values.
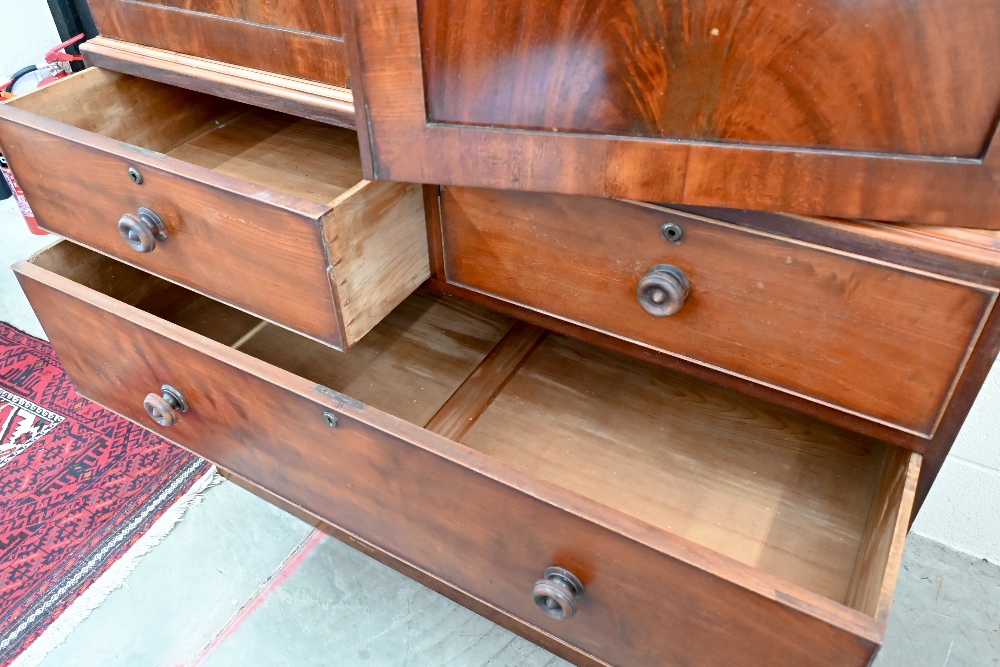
186, 527, 322, 666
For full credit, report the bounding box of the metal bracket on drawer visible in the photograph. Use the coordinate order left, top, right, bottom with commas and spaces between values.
313, 384, 366, 411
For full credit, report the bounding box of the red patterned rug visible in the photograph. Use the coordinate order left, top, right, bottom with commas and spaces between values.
0, 323, 211, 665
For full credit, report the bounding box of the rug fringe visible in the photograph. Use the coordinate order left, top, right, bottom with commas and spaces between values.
10, 467, 224, 667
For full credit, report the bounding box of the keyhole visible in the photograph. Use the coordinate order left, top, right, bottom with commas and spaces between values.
661, 223, 683, 243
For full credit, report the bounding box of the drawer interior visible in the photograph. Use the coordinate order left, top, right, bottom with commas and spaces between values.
34, 242, 915, 620
6, 69, 363, 204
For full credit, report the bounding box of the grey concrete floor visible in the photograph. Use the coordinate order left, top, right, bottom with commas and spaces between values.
3, 198, 999, 666
1, 198, 52, 338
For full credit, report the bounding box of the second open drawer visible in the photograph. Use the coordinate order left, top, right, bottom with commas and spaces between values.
0, 68, 428, 350
15, 241, 919, 667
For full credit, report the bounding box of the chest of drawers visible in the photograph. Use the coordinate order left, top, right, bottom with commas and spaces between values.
4, 2, 1000, 665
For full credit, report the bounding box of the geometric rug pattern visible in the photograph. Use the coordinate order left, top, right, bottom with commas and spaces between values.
0, 322, 210, 665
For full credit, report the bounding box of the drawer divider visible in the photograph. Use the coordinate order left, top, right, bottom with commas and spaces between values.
425, 321, 547, 441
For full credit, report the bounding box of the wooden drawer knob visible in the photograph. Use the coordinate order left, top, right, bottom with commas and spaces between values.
532, 567, 584, 620
143, 384, 188, 427
637, 264, 690, 317
118, 206, 167, 253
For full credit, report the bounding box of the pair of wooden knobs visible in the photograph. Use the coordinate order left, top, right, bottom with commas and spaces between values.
142, 386, 588, 621
119, 206, 688, 318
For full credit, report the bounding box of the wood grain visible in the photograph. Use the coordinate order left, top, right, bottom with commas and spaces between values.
212, 466, 607, 667
462, 334, 887, 602
219, 455, 690, 667
165, 108, 363, 203
439, 186, 997, 438
425, 321, 547, 440
845, 449, 920, 623
0, 101, 343, 346
16, 242, 892, 667
238, 291, 514, 426
7, 68, 237, 153
143, 0, 341, 36
419, 0, 1000, 157
617, 204, 1000, 515
323, 180, 430, 346
81, 38, 355, 129
669, 207, 1000, 284
29, 240, 198, 322
89, 0, 348, 86
345, 0, 1000, 226
0, 70, 428, 349
430, 276, 999, 526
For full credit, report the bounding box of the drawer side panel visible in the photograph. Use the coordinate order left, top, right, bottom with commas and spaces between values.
324, 180, 431, 346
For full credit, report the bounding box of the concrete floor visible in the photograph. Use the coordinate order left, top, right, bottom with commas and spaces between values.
3, 198, 999, 666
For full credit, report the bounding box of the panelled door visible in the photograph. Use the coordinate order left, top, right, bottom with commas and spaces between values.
344, 0, 1000, 227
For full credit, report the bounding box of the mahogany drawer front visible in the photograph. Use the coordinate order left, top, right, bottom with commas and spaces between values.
89, 0, 349, 87
15, 241, 919, 667
0, 68, 428, 350
439, 186, 999, 438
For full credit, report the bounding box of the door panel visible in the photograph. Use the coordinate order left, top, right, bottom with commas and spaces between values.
420, 0, 999, 157
345, 0, 1000, 227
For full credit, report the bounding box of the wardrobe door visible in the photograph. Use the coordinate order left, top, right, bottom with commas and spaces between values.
344, 0, 1000, 227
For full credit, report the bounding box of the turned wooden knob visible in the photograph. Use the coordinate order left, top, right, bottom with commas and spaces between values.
532, 567, 584, 620
118, 206, 167, 253
636, 264, 690, 317
143, 384, 188, 427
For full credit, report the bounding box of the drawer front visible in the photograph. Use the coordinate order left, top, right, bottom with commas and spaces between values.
440, 187, 998, 437
0, 110, 341, 346
89, 0, 349, 87
16, 255, 881, 667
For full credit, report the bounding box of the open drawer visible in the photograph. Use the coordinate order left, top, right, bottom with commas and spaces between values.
15, 241, 919, 667
437, 186, 1000, 441
0, 68, 428, 350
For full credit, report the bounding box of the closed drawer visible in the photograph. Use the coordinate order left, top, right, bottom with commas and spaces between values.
438, 186, 999, 439
16, 241, 917, 667
0, 68, 428, 350
89, 0, 348, 87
